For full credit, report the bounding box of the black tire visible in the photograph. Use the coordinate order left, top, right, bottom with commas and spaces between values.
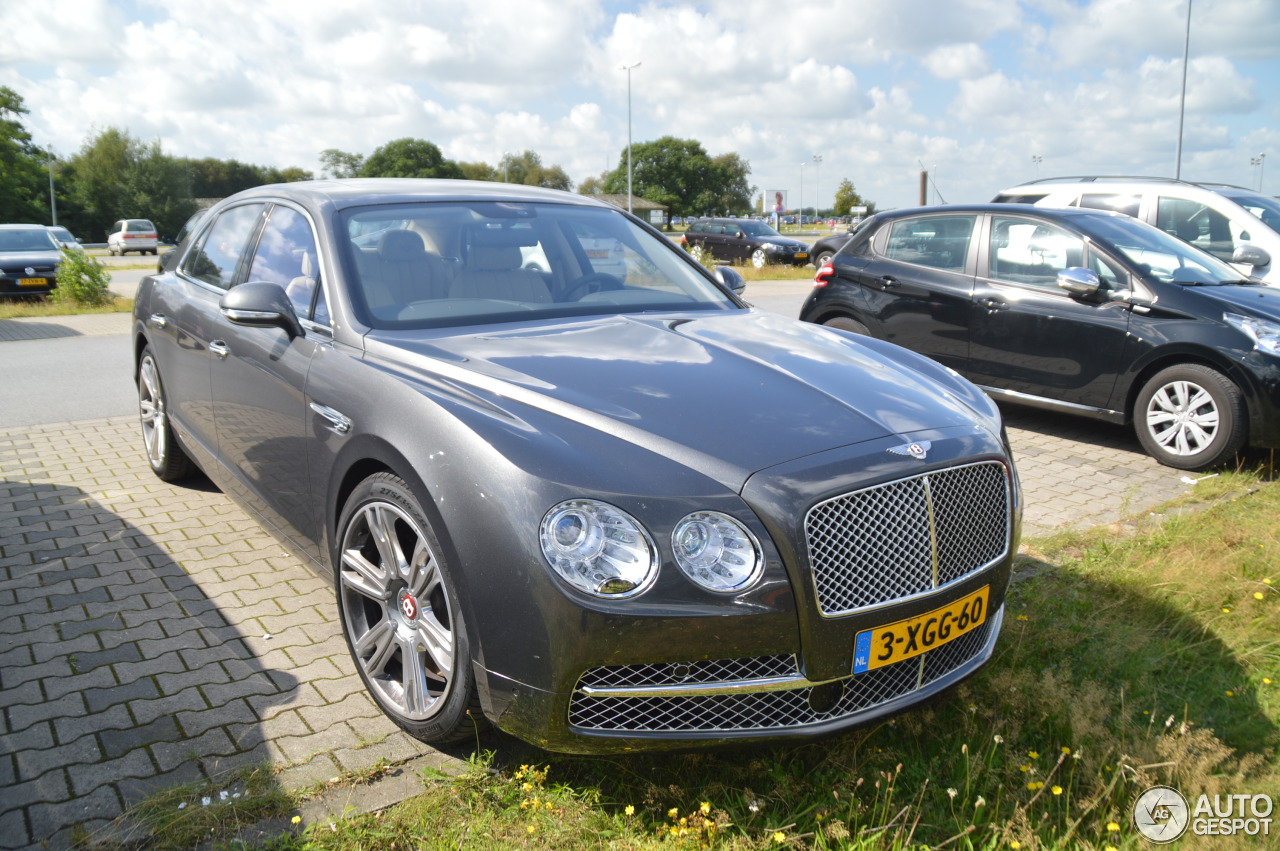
1134, 364, 1246, 470
823, 315, 871, 336
334, 473, 484, 744
136, 346, 198, 481
814, 250, 834, 268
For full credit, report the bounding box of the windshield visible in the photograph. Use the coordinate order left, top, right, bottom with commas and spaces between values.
1081, 215, 1247, 285
1228, 191, 1280, 234
338, 201, 739, 329
0, 229, 57, 253
739, 221, 783, 238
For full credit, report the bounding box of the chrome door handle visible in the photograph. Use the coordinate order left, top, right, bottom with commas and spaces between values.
878, 276, 898, 289
209, 340, 230, 359
149, 313, 168, 328
309, 402, 352, 435
980, 298, 1006, 312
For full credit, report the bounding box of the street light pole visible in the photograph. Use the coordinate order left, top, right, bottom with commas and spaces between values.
812, 154, 822, 220
1252, 153, 1266, 192
1175, 0, 1192, 178
47, 149, 58, 226
621, 61, 641, 215
1032, 154, 1042, 179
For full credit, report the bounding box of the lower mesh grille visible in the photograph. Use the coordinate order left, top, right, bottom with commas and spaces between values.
568, 620, 993, 733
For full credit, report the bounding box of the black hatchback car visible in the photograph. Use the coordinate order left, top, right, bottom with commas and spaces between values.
801, 204, 1280, 471
681, 217, 810, 268
133, 180, 1019, 754
0, 223, 61, 297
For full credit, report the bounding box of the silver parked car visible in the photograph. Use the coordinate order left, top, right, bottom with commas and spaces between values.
133, 179, 1020, 753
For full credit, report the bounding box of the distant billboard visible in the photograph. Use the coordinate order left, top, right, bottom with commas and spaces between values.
769, 190, 789, 214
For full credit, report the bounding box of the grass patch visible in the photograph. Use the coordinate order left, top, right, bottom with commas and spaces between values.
0, 296, 133, 320
195, 471, 1279, 850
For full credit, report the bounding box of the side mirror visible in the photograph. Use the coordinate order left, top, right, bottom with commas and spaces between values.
220, 281, 305, 338
1057, 267, 1101, 297
1232, 244, 1271, 268
714, 265, 747, 295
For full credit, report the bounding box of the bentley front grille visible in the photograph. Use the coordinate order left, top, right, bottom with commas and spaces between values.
805, 461, 1010, 616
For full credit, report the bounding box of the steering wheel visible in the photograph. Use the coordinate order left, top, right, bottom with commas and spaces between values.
559, 272, 624, 302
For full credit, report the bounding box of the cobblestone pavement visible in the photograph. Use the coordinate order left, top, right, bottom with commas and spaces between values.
0, 379, 1194, 848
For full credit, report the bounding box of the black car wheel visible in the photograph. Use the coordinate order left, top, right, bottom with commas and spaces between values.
335, 473, 483, 744
823, 316, 871, 336
1134, 364, 1246, 470
137, 346, 198, 481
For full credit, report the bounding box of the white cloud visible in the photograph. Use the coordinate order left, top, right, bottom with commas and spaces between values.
924, 44, 990, 80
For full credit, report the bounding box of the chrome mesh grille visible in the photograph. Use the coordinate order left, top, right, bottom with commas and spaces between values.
805, 462, 1010, 616
578, 656, 798, 689
568, 620, 993, 733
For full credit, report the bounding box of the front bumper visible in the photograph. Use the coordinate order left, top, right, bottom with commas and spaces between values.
0, 273, 57, 297
475, 427, 1019, 753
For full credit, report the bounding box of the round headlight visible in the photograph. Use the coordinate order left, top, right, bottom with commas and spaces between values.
671, 512, 763, 593
540, 500, 658, 598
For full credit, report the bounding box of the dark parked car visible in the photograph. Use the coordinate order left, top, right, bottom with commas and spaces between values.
133, 179, 1019, 753
0, 223, 61, 297
802, 204, 1280, 470
681, 217, 810, 268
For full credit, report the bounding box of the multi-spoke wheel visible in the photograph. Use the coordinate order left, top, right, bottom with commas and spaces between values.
336, 473, 482, 743
688, 244, 704, 262
1134, 364, 1246, 470
137, 346, 197, 481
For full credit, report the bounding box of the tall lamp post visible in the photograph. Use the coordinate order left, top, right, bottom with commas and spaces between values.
47, 148, 58, 226
1252, 153, 1266, 192
812, 153, 822, 220
621, 61, 641, 215
1032, 154, 1042, 179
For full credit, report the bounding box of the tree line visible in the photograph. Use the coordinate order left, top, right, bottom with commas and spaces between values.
3, 85, 872, 241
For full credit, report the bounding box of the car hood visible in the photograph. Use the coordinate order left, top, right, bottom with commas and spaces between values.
1190, 282, 1280, 318
366, 310, 995, 490
0, 250, 61, 269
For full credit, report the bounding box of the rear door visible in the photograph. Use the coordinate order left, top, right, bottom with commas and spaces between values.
967, 214, 1132, 409
846, 213, 979, 371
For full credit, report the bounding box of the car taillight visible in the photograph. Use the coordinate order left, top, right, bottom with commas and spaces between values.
814, 263, 834, 287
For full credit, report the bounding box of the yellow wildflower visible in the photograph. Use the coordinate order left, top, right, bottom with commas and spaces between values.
1028, 751, 1039, 759
700, 801, 711, 815
1051, 786, 1063, 796
1264, 678, 1273, 685
668, 807, 679, 820
291, 816, 301, 825
1016, 614, 1028, 621
1255, 591, 1266, 600
1061, 746, 1071, 755
1107, 822, 1120, 832
1223, 607, 1232, 613
1011, 842, 1022, 850
624, 805, 635, 816
773, 832, 787, 844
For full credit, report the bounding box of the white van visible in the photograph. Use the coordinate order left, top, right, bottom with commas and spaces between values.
993, 177, 1280, 284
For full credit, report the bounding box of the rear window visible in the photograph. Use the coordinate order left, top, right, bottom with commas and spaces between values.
127, 221, 156, 233
992, 193, 1049, 205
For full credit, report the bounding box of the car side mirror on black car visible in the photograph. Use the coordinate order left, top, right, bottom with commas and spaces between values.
1057, 267, 1101, 298
220, 281, 305, 338
714, 265, 747, 295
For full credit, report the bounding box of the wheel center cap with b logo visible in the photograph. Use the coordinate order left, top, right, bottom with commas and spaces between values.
398, 589, 420, 622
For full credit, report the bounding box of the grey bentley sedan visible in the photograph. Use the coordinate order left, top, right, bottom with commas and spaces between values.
132, 179, 1021, 753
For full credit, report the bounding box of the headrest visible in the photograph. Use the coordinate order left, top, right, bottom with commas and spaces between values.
379, 230, 426, 261
471, 245, 522, 272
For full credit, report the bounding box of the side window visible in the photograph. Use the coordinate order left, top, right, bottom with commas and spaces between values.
988, 217, 1085, 289
1156, 197, 1237, 262
182, 204, 265, 290
1088, 250, 1129, 291
249, 206, 323, 320
724, 223, 741, 237
1079, 193, 1141, 218
883, 215, 975, 271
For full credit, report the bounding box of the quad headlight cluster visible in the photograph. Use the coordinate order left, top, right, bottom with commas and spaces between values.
540, 499, 763, 598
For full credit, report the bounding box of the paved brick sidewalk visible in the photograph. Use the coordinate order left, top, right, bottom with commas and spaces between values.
0, 417, 449, 849
0, 407, 1193, 848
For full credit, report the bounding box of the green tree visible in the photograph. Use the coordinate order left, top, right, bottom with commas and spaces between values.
66, 128, 197, 239
319, 148, 364, 179
458, 160, 499, 181
577, 172, 609, 195
602, 136, 754, 223
0, 86, 52, 223
498, 150, 572, 190
832, 178, 876, 217
361, 138, 463, 179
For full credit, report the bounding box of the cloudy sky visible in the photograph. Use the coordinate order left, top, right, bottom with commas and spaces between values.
3, 0, 1277, 212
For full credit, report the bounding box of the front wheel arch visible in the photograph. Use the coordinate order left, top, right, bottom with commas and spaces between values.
1132, 363, 1247, 470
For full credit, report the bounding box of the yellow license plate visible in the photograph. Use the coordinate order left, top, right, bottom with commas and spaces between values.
795, 252, 809, 259
853, 586, 989, 673
18, 278, 48, 287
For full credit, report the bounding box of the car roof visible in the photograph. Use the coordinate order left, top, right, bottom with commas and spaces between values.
0, 223, 49, 230
218, 178, 617, 215
867, 203, 1127, 221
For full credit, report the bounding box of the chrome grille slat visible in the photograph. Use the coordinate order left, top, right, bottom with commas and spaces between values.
568, 620, 994, 733
576, 655, 798, 690
806, 462, 1010, 616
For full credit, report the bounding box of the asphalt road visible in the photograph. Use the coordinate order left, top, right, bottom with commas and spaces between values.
0, 333, 135, 428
